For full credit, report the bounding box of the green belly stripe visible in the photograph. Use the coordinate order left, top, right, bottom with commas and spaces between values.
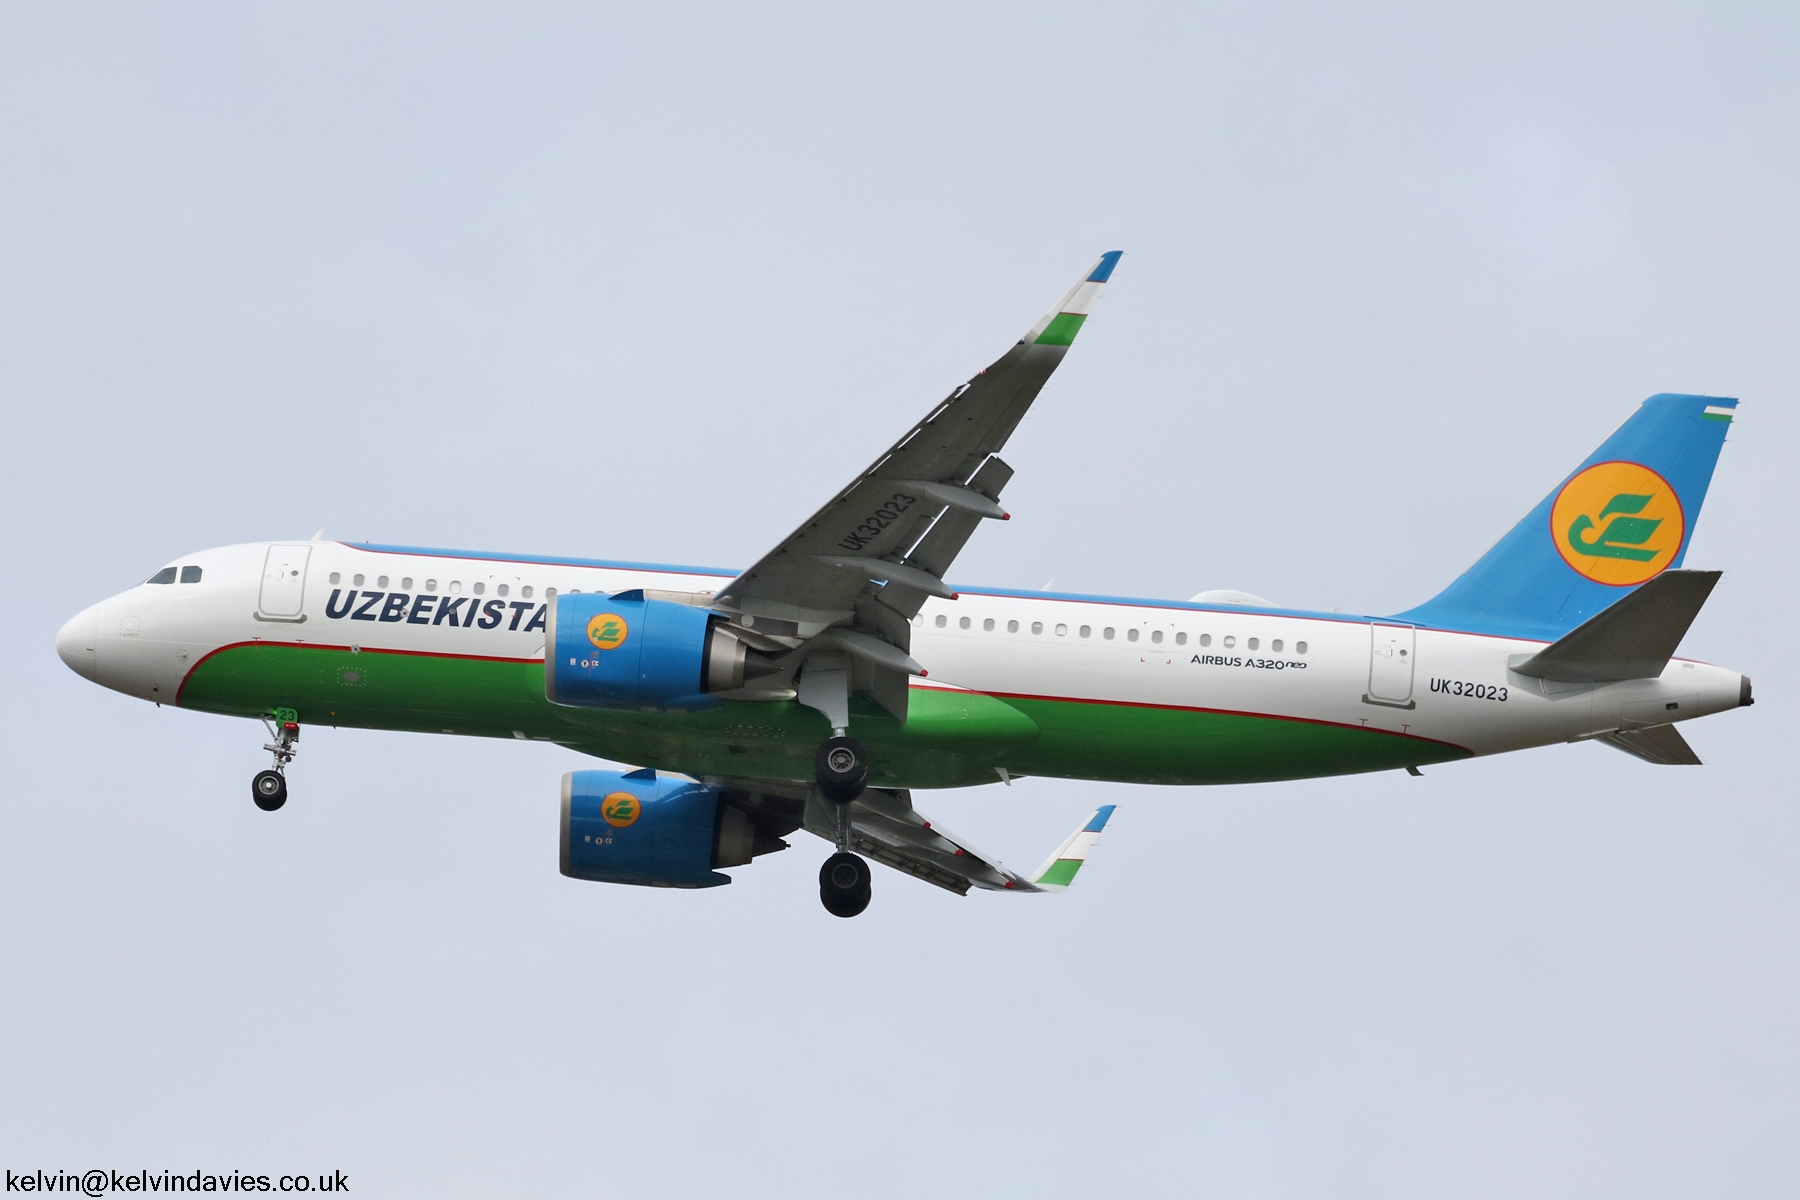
1000, 695, 1468, 784
178, 644, 1467, 790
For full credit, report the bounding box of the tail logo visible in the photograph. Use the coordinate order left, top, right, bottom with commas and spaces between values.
601, 791, 642, 828
1551, 461, 1685, 586
586, 614, 629, 650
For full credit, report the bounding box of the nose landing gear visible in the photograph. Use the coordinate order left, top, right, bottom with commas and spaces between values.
815, 735, 872, 916
253, 711, 299, 812
252, 769, 287, 811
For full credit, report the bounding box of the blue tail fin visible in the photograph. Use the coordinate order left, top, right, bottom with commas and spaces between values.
1394, 394, 1738, 640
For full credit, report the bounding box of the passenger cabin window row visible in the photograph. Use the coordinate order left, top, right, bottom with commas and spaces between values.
920, 611, 1308, 655
327, 570, 552, 602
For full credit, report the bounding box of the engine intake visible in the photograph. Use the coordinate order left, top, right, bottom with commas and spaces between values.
546, 590, 776, 712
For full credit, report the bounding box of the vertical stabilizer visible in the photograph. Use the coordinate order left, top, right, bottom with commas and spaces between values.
1394, 394, 1736, 640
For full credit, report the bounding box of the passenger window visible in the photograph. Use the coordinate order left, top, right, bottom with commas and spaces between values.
1296, 641, 1308, 654
1031, 621, 1044, 635
545, 588, 556, 599
377, 576, 390, 588
329, 572, 341, 585
1007, 620, 1019, 633
147, 567, 177, 585
1104, 627, 1115, 639
1272, 639, 1283, 652
1248, 637, 1259, 651
935, 614, 947, 627
1223, 636, 1236, 648
180, 566, 202, 583
1127, 628, 1139, 642
522, 586, 533, 599
1055, 623, 1067, 636
1151, 630, 1163, 644
401, 577, 414, 590
959, 616, 970, 629
1080, 625, 1091, 638
449, 581, 462, 594
913, 615, 924, 626
1175, 632, 1187, 645
425, 579, 438, 592
474, 583, 485, 595
983, 618, 995, 631
498, 584, 510, 598
353, 574, 365, 587
1200, 634, 1211, 647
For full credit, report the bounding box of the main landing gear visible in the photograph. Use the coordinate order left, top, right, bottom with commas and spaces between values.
253, 714, 299, 812
815, 735, 872, 918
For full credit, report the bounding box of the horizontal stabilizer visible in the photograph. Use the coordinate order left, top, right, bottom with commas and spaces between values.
1510, 570, 1720, 683
1598, 724, 1703, 765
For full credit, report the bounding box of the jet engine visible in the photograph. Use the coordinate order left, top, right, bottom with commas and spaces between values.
546, 590, 776, 712
560, 768, 784, 888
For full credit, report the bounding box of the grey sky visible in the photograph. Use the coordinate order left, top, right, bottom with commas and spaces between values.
2, 3, 1795, 1196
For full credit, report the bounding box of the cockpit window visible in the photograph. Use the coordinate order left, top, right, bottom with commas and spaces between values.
180, 566, 202, 584
147, 567, 178, 585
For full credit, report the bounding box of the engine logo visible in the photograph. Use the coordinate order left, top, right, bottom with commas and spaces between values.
586, 613, 629, 650
601, 791, 642, 828
1551, 461, 1684, 587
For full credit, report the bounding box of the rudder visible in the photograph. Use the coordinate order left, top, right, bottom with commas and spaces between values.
1394, 393, 1737, 640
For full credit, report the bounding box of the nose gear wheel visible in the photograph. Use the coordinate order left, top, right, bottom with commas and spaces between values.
253, 713, 300, 812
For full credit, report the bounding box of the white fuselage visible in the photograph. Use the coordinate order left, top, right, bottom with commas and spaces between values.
57, 541, 1747, 762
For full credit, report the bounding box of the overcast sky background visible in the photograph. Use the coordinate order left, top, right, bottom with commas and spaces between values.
2, 3, 1796, 1196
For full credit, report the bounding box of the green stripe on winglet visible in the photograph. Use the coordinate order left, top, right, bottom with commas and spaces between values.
1701, 412, 1732, 422
1034, 312, 1088, 346
1036, 858, 1082, 887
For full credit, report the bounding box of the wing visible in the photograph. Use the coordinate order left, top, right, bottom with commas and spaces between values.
708, 253, 1122, 721
716, 777, 1117, 896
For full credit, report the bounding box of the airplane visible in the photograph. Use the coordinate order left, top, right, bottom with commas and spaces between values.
54, 252, 1752, 917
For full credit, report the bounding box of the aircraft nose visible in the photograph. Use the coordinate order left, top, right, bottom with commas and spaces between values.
56, 604, 100, 681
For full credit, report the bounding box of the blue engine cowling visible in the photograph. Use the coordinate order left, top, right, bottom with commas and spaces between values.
546, 590, 755, 712
560, 768, 761, 889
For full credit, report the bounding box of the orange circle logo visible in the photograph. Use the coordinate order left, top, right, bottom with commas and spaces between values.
1550, 461, 1684, 586
601, 791, 641, 828
586, 613, 629, 650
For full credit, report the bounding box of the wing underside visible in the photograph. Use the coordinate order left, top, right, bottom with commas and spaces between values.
713, 778, 1114, 896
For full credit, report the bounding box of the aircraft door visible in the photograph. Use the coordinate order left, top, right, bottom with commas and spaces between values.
1366, 623, 1416, 707
258, 545, 313, 620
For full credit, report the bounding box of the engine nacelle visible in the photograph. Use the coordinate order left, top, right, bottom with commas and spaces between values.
546, 590, 763, 712
560, 769, 765, 889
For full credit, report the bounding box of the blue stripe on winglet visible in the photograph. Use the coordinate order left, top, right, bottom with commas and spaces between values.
1084, 804, 1117, 833
1087, 251, 1123, 282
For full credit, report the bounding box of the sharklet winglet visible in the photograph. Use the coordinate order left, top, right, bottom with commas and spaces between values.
1027, 804, 1116, 892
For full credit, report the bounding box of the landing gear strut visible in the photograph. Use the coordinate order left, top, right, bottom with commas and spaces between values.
253, 714, 299, 812
815, 735, 872, 916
